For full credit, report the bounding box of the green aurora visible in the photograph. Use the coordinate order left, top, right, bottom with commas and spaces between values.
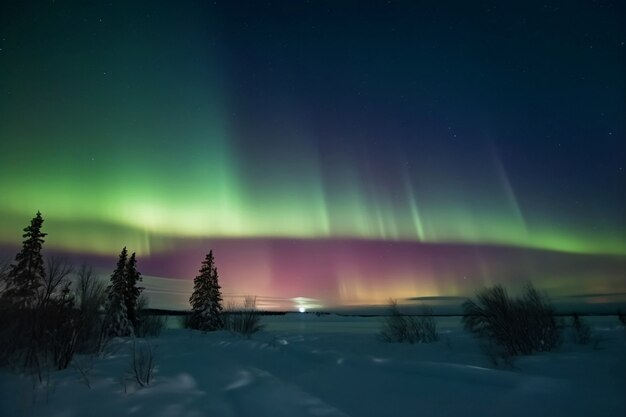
0, 1, 624, 309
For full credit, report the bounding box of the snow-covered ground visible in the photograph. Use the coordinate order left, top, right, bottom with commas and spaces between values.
1, 314, 624, 417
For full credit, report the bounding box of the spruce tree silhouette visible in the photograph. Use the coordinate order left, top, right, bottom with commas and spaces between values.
2, 211, 47, 308
104, 247, 133, 337
125, 252, 144, 328
189, 250, 224, 331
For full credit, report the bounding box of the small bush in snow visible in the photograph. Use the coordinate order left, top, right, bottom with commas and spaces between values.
223, 296, 264, 338
380, 300, 411, 343
74, 265, 107, 354
462, 283, 562, 365
180, 313, 194, 329
136, 314, 167, 337
380, 300, 438, 344
570, 313, 591, 345
418, 306, 439, 343
135, 296, 167, 337
129, 340, 156, 387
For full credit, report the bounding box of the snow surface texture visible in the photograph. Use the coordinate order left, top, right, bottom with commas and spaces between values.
1, 315, 624, 417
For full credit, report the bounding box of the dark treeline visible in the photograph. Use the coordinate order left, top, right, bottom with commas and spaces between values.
0, 211, 265, 378
0, 212, 164, 377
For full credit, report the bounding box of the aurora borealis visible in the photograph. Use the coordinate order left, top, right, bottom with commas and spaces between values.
0, 1, 624, 311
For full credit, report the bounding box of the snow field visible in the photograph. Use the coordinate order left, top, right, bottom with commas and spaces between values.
1, 315, 624, 417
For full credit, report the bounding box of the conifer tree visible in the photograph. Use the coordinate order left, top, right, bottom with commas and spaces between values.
189, 250, 224, 331
2, 211, 47, 308
103, 247, 133, 337
124, 252, 143, 328
108, 247, 128, 304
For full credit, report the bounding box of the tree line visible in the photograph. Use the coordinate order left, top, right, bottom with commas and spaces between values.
0, 211, 227, 374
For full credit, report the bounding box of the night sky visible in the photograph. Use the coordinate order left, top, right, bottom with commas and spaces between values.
1, 1, 624, 311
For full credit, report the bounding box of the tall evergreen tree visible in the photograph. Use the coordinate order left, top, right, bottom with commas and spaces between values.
2, 211, 47, 308
108, 247, 128, 301
189, 251, 224, 331
103, 247, 133, 337
124, 252, 143, 328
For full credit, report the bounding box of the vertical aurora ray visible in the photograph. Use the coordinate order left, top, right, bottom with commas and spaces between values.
490, 147, 527, 232
403, 165, 426, 241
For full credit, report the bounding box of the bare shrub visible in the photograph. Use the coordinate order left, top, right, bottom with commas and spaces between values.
223, 296, 264, 338
73, 357, 94, 389
38, 259, 80, 370
37, 257, 73, 308
180, 313, 194, 329
418, 306, 439, 343
74, 265, 107, 353
463, 283, 562, 365
0, 258, 81, 372
0, 307, 25, 367
380, 300, 412, 343
75, 265, 106, 312
380, 300, 438, 343
0, 258, 11, 293
571, 313, 591, 345
129, 340, 156, 387
46, 288, 80, 370
136, 314, 167, 337
135, 295, 167, 337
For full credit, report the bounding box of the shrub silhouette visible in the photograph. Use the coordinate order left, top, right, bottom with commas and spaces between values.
135, 296, 167, 338
223, 296, 264, 338
380, 300, 438, 344
74, 265, 107, 354
570, 313, 591, 345
462, 284, 562, 364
